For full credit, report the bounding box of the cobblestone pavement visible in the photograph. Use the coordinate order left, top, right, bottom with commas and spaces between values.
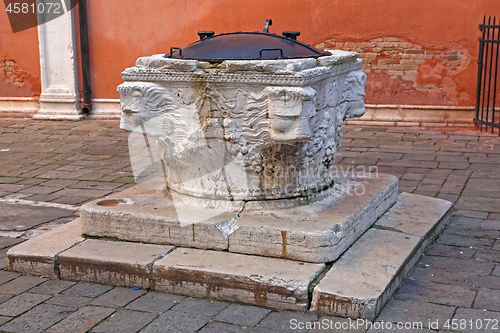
0, 119, 499, 332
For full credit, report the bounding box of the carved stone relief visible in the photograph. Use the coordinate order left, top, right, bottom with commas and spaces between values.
117, 53, 366, 208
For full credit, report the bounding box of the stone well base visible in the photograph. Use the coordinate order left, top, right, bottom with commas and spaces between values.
79, 174, 398, 263
7, 192, 451, 319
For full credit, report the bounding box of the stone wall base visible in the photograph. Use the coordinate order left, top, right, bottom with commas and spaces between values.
0, 98, 121, 120
347, 104, 476, 127
0, 97, 39, 118
0, 99, 475, 126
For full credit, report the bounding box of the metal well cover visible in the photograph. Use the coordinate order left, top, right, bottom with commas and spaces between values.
167, 31, 331, 62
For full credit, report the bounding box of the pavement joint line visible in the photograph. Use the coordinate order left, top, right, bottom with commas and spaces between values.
0, 198, 78, 211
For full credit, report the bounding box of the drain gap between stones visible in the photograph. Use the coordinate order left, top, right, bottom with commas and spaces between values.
149, 246, 178, 291
53, 237, 86, 279
306, 262, 333, 311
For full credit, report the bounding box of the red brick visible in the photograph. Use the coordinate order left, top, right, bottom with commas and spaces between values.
405, 49, 425, 54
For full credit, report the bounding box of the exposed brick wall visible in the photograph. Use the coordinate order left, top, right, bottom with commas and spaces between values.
317, 37, 471, 106
0, 59, 40, 97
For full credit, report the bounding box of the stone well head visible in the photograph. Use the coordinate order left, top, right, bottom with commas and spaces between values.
117, 28, 366, 208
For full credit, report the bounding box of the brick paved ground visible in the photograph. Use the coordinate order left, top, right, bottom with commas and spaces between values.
0, 119, 498, 332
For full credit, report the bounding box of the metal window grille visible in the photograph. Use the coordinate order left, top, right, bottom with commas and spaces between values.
475, 15, 500, 135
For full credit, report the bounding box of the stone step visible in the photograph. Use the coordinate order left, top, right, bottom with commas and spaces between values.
152, 248, 326, 312
310, 192, 452, 320
7, 192, 451, 318
7, 219, 85, 278
7, 221, 325, 312
58, 239, 174, 290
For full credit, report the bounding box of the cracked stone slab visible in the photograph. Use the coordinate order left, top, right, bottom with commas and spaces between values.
229, 174, 398, 262
374, 192, 452, 239
153, 247, 326, 311
58, 239, 173, 289
80, 178, 241, 250
310, 193, 452, 320
7, 219, 84, 278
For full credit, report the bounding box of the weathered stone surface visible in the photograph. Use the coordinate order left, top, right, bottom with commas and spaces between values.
198, 321, 247, 333
28, 279, 76, 295
153, 248, 326, 311
45, 294, 92, 310
310, 193, 452, 320
2, 185, 452, 318
0, 271, 20, 285
375, 192, 452, 238
58, 239, 172, 289
171, 297, 228, 317
0, 202, 75, 231
308, 316, 366, 333
61, 282, 112, 298
126, 291, 185, 313
0, 292, 50, 317
251, 311, 318, 333
0, 275, 47, 295
417, 255, 495, 275
0, 294, 12, 305
80, 178, 239, 250
215, 303, 271, 327
0, 304, 75, 333
92, 309, 156, 333
366, 327, 435, 333
229, 174, 398, 262
376, 299, 455, 330
0, 316, 10, 326
395, 279, 476, 308
452, 308, 500, 333
7, 219, 84, 277
90, 286, 146, 308
46, 305, 115, 333
473, 288, 500, 311
456, 196, 500, 213
311, 229, 421, 319
0, 236, 23, 249
141, 310, 210, 333
425, 243, 475, 259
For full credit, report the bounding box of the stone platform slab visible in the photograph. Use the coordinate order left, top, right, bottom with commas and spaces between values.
80, 174, 398, 263
7, 192, 451, 318
79, 178, 241, 251
230, 174, 398, 262
310, 192, 452, 320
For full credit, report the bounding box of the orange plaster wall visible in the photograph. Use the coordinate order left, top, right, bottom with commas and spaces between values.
86, 0, 500, 106
2, 0, 500, 106
0, 2, 40, 97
